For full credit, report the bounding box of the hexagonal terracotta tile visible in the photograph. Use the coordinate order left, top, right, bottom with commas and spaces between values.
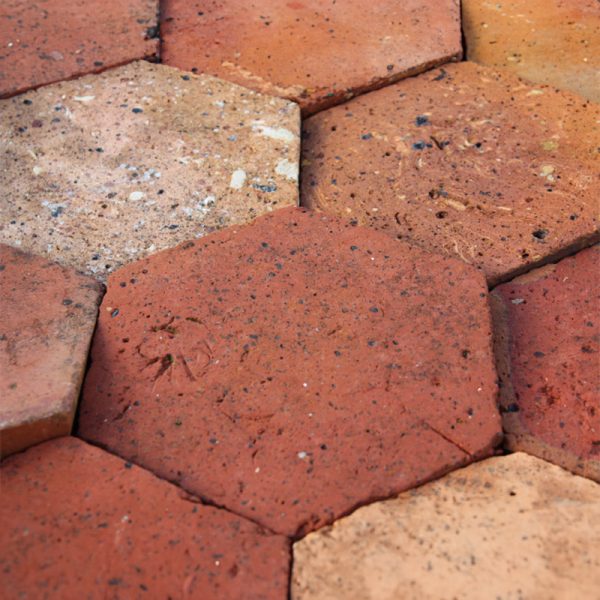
78, 207, 502, 536
0, 61, 300, 279
0, 0, 158, 97
491, 245, 600, 482
0, 245, 102, 458
463, 0, 600, 103
160, 0, 462, 115
301, 62, 600, 286
292, 453, 600, 600
0, 437, 290, 599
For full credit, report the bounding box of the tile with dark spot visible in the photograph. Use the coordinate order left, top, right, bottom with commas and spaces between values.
0, 0, 158, 97
292, 453, 600, 600
0, 437, 290, 599
463, 0, 600, 102
0, 61, 300, 279
78, 207, 502, 536
161, 0, 462, 115
491, 245, 600, 482
0, 245, 101, 458
301, 62, 600, 286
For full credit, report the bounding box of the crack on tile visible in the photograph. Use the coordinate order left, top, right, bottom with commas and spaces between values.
420, 420, 472, 457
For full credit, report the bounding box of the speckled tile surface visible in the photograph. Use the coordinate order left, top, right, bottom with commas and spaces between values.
161, 0, 462, 115
0, 437, 290, 599
0, 0, 159, 97
301, 61, 600, 286
492, 245, 600, 482
78, 207, 501, 537
2, 3, 599, 596
0, 61, 300, 279
463, 0, 600, 103
0, 245, 102, 458
292, 453, 600, 600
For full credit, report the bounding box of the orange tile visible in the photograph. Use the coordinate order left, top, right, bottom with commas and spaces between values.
301, 62, 600, 285
463, 0, 600, 102
161, 0, 462, 115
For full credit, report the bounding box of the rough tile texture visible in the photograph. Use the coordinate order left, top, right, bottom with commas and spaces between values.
0, 437, 290, 599
491, 246, 600, 482
292, 453, 600, 600
161, 0, 462, 115
301, 61, 600, 286
0, 0, 158, 97
0, 245, 102, 459
78, 207, 502, 537
463, 0, 600, 103
0, 61, 300, 279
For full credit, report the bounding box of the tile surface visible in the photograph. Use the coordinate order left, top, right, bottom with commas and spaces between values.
0, 437, 290, 600
0, 0, 158, 97
0, 61, 300, 279
301, 61, 600, 286
0, 245, 102, 458
463, 0, 600, 102
292, 453, 600, 600
492, 246, 600, 482
161, 0, 462, 115
78, 207, 501, 536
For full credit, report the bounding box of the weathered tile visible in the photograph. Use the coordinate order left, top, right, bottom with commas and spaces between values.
292, 453, 600, 600
0, 245, 101, 459
0, 0, 158, 97
301, 62, 600, 286
161, 0, 462, 115
463, 0, 600, 102
0, 61, 300, 279
491, 246, 600, 482
0, 437, 290, 599
78, 207, 502, 536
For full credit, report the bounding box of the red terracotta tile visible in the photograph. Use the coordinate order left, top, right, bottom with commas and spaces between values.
78, 207, 502, 536
0, 0, 158, 97
0, 437, 290, 599
491, 245, 600, 482
160, 0, 462, 115
301, 62, 600, 286
463, 0, 600, 103
0, 245, 102, 458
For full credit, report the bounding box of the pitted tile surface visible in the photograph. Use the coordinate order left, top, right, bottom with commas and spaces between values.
0, 245, 101, 458
0, 61, 300, 279
492, 245, 600, 481
301, 62, 599, 286
0, 437, 290, 600
161, 0, 462, 115
78, 207, 501, 536
0, 0, 158, 97
292, 453, 600, 600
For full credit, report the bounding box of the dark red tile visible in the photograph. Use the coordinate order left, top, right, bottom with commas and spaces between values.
0, 245, 102, 458
301, 62, 600, 286
0, 0, 158, 97
161, 0, 462, 115
78, 207, 501, 536
0, 437, 290, 599
491, 245, 600, 481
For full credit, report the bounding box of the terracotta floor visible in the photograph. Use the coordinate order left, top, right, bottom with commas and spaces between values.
1, 1, 599, 598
